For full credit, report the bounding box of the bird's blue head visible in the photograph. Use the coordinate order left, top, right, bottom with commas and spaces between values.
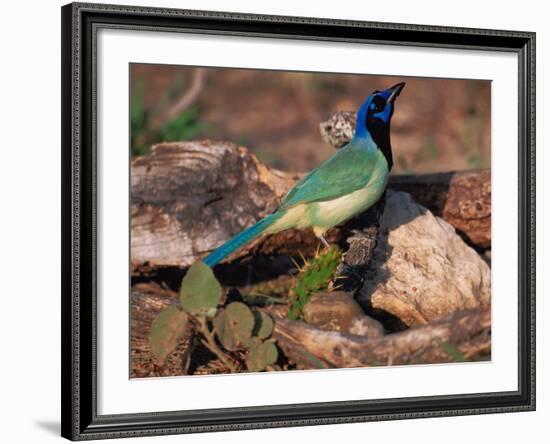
354, 82, 406, 169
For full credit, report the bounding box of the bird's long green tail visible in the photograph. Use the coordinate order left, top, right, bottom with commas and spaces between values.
202, 213, 279, 267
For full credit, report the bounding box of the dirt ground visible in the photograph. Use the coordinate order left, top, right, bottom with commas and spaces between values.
131, 64, 491, 174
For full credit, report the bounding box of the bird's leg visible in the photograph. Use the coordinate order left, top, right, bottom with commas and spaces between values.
313, 227, 331, 249
318, 234, 330, 249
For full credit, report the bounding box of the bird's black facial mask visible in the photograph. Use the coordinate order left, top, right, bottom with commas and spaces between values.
362, 83, 405, 170
365, 93, 394, 170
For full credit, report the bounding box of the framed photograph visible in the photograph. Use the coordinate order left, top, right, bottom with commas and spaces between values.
61, 2, 535, 440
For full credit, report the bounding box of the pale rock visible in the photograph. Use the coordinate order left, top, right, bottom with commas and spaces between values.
357, 191, 491, 327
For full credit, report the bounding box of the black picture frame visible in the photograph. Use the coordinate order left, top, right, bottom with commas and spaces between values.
61, 2, 536, 440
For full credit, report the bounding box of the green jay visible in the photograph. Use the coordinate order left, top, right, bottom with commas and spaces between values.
203, 82, 405, 267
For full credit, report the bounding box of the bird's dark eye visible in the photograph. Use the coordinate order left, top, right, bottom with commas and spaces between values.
369, 95, 385, 113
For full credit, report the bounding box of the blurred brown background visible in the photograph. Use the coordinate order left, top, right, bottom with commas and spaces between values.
131, 64, 490, 174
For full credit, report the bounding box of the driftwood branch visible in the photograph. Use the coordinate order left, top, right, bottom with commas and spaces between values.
131, 141, 490, 271
272, 307, 490, 369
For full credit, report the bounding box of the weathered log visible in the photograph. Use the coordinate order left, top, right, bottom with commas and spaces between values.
273, 307, 490, 369
131, 141, 490, 270
131, 141, 311, 271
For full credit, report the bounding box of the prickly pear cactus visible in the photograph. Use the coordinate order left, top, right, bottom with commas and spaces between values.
150, 259, 280, 373
288, 246, 342, 320
150, 261, 220, 366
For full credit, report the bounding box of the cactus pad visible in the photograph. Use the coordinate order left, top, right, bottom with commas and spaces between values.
288, 246, 342, 319
179, 261, 222, 316
246, 340, 278, 372
253, 311, 274, 339
213, 302, 255, 351
149, 305, 188, 364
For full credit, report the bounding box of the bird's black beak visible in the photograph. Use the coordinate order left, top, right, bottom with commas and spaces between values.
386, 82, 406, 104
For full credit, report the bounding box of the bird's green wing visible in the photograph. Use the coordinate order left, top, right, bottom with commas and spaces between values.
279, 144, 381, 210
